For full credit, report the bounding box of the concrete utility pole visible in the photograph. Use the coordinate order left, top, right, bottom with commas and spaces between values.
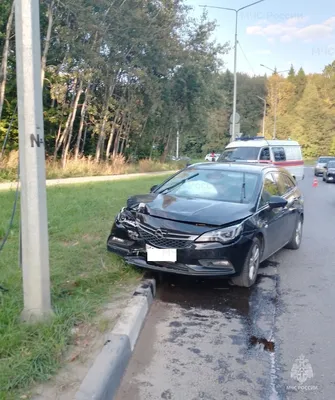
15, 0, 53, 321
200, 1, 264, 142
256, 96, 266, 136
260, 64, 289, 140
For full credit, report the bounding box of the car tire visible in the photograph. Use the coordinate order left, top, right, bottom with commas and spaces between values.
231, 237, 261, 288
155, 272, 166, 284
285, 215, 303, 250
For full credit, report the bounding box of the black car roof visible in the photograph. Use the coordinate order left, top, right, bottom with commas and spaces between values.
188, 162, 284, 174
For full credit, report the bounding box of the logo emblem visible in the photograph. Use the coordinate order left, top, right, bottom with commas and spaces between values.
155, 229, 165, 238
290, 354, 313, 384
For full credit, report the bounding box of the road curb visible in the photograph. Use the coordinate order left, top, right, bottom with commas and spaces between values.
0, 171, 177, 191
74, 278, 156, 400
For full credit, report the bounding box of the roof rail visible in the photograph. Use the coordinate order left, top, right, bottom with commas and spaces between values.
236, 136, 265, 141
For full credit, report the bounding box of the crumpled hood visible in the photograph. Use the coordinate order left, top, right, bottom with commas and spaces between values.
127, 193, 254, 226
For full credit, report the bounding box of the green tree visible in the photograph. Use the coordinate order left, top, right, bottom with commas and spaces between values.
295, 67, 307, 99
287, 64, 295, 81
291, 78, 334, 157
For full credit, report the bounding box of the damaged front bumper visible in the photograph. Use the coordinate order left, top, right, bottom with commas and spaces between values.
106, 233, 253, 277
124, 255, 235, 276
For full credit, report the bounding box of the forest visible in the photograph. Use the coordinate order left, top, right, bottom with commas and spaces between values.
0, 0, 335, 173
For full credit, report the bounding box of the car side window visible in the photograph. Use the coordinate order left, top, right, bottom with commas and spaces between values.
284, 146, 302, 161
282, 174, 296, 192
259, 147, 270, 160
259, 173, 280, 208
272, 147, 286, 161
272, 172, 289, 196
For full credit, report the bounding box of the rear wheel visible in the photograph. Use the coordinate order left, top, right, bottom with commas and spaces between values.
285, 216, 303, 250
231, 237, 261, 288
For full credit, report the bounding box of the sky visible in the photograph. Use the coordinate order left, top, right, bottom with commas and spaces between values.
186, 0, 335, 76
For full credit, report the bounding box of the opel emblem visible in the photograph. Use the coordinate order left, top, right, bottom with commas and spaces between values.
155, 229, 165, 238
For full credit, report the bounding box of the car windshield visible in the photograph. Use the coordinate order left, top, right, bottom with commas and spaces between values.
327, 161, 335, 168
319, 157, 333, 163
156, 168, 260, 204
218, 147, 260, 161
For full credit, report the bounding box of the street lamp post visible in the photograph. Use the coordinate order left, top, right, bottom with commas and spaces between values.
260, 64, 289, 139
200, 1, 265, 142
256, 96, 266, 136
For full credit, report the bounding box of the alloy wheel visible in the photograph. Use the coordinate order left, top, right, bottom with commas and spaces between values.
249, 244, 260, 280
295, 220, 302, 246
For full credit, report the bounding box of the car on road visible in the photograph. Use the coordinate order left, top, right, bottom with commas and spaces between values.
107, 163, 304, 287
168, 155, 191, 163
205, 153, 220, 162
314, 156, 335, 176
322, 159, 335, 183
218, 137, 304, 181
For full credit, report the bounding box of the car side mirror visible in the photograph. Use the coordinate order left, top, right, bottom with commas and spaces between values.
268, 195, 288, 209
150, 185, 158, 193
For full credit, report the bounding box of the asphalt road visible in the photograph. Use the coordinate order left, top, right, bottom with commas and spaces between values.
115, 167, 335, 400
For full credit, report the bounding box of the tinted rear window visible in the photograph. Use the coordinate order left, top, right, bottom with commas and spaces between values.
219, 147, 260, 161
272, 147, 286, 161
328, 161, 335, 168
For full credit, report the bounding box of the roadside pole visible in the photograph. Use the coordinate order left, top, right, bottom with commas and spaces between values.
15, 0, 53, 321
273, 84, 277, 139
176, 130, 179, 159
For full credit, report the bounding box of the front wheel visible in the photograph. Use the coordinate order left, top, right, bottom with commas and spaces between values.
231, 237, 261, 288
285, 216, 303, 250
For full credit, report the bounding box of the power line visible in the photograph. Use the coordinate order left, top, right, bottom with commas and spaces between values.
0, 104, 19, 258
0, 105, 20, 293
238, 41, 255, 76
0, 163, 20, 294
0, 164, 20, 254
0, 104, 17, 159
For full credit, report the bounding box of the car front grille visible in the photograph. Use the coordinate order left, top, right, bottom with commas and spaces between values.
137, 221, 195, 249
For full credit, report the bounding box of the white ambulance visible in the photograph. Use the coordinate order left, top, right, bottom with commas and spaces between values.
218, 137, 304, 181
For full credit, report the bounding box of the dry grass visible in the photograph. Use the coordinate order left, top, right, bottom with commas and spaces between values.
46, 154, 131, 179
0, 151, 185, 182
0, 151, 19, 181
138, 158, 176, 173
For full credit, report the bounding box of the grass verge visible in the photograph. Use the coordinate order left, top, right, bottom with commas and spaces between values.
0, 173, 172, 399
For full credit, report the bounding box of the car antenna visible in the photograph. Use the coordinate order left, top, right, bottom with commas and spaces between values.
263, 135, 270, 146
